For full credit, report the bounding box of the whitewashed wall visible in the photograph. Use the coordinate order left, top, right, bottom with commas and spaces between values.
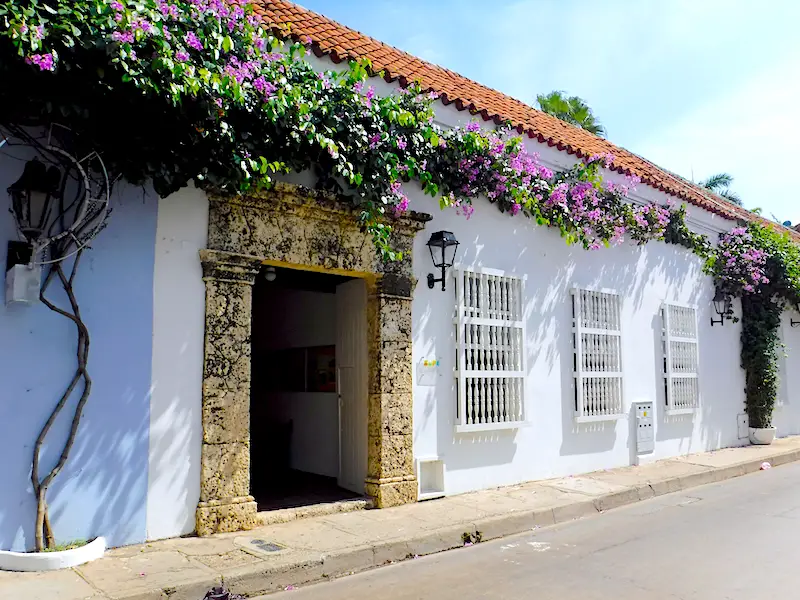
400, 83, 755, 496
146, 184, 208, 541
775, 311, 800, 437
406, 182, 747, 495
140, 53, 800, 539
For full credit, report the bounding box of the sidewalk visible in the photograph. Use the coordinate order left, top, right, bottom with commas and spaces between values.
5, 437, 800, 600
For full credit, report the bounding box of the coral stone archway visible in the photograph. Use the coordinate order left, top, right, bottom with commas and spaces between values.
195, 183, 428, 536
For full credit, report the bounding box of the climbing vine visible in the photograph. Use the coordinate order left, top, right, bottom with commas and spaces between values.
740, 294, 782, 429
0, 0, 672, 260
716, 224, 800, 428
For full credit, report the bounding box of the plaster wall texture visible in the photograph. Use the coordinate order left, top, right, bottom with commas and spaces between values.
146, 184, 208, 541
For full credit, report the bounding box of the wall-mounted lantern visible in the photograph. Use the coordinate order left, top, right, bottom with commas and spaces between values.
426, 231, 459, 291
5, 158, 62, 306
3, 123, 111, 307
791, 303, 800, 328
710, 291, 732, 326
8, 158, 62, 244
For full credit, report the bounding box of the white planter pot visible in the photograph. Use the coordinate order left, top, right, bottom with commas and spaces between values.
749, 427, 777, 446
0, 537, 106, 572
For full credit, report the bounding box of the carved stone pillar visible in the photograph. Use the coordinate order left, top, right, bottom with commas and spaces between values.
365, 274, 418, 507
195, 250, 262, 536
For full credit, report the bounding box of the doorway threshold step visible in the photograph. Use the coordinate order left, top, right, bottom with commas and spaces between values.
257, 497, 373, 527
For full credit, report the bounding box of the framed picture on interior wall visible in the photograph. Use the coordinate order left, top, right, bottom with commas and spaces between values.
307, 345, 336, 392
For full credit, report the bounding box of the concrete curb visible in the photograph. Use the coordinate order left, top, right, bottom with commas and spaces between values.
112, 445, 800, 599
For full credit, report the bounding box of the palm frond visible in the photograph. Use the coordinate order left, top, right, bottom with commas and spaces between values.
700, 172, 734, 191
720, 190, 743, 206
536, 90, 606, 137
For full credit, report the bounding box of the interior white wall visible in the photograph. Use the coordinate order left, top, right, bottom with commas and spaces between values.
253, 287, 339, 478
146, 184, 208, 541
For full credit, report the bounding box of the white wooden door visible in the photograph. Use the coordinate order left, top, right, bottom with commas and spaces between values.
335, 279, 368, 493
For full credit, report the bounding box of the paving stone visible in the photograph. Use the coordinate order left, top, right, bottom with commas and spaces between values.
4, 437, 800, 600
0, 569, 104, 600
76, 551, 217, 599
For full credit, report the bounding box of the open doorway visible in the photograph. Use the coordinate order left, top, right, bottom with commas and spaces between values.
250, 265, 368, 512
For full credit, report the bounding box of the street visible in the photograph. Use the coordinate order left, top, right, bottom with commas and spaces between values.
267, 461, 800, 599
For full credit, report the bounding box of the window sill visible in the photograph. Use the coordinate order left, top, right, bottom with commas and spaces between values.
574, 413, 626, 424
454, 421, 526, 434
665, 408, 697, 416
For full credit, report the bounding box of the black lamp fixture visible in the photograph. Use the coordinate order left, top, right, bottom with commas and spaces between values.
791, 303, 800, 328
426, 230, 459, 291
7, 157, 63, 245
711, 290, 733, 326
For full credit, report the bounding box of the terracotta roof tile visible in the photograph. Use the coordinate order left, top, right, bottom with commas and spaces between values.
255, 0, 794, 238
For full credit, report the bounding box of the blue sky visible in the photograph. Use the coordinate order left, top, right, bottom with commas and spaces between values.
297, 0, 800, 222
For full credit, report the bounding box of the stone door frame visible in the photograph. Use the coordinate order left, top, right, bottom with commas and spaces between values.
195, 183, 428, 536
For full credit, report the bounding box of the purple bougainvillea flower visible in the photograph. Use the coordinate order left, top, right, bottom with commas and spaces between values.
112, 30, 135, 43
27, 52, 55, 71
185, 31, 203, 51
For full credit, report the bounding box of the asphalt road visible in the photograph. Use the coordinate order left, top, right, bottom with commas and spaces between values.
266, 461, 800, 599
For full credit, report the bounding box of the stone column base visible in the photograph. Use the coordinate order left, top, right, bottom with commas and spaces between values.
196, 496, 258, 537
365, 477, 418, 508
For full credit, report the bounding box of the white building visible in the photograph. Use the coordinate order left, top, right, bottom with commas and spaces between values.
2, 0, 799, 551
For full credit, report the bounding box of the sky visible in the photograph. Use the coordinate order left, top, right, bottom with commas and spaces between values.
296, 0, 800, 222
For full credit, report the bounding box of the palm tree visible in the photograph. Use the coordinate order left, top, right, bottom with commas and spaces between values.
699, 173, 742, 206
535, 91, 607, 138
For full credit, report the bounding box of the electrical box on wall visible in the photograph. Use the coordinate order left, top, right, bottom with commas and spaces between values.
5, 263, 41, 306
633, 401, 655, 458
417, 358, 440, 386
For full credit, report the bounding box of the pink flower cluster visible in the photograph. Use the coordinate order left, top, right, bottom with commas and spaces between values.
449, 128, 553, 221
430, 123, 672, 249
605, 174, 641, 197
587, 153, 614, 168
628, 202, 671, 243
716, 227, 769, 293
389, 181, 410, 216
26, 52, 55, 71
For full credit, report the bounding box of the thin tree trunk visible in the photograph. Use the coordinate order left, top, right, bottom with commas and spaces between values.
31, 249, 92, 551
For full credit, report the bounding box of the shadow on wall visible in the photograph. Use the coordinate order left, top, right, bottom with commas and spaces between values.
0, 176, 157, 552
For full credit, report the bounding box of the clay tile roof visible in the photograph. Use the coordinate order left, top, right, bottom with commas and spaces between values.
254, 0, 794, 238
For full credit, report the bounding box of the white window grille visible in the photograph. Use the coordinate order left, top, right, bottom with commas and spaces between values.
572, 288, 625, 422
454, 267, 526, 433
662, 302, 700, 415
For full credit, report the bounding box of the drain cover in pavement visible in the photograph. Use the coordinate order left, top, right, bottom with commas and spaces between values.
249, 539, 284, 552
